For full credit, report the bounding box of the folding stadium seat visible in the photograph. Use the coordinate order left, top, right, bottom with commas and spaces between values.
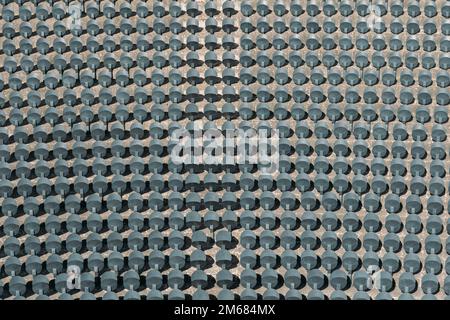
144, 248, 165, 272
239, 0, 254, 18
420, 53, 436, 70
437, 88, 450, 106
251, 0, 269, 17
430, 161, 446, 179
444, 258, 450, 277
3, 237, 20, 258
4, 242, 20, 265
0, 0, 447, 300
440, 1, 450, 18
211, 288, 233, 301
117, 270, 139, 293
82, 210, 103, 232
168, 18, 184, 36
260, 288, 279, 300
57, 292, 74, 300
82, 253, 102, 278
45, 250, 64, 274
193, 288, 210, 301
52, 19, 69, 37
355, 0, 370, 17
19, 230, 37, 255
238, 267, 259, 291
321, 230, 339, 250
362, 229, 381, 249
0, 3, 14, 23
80, 292, 97, 300
312, 154, 331, 174
35, 175, 53, 196
314, 138, 332, 157
382, 250, 402, 272
53, 273, 71, 295
317, 191, 338, 211
43, 195, 61, 216
2, 37, 19, 57
442, 20, 450, 36
236, 288, 257, 300
98, 271, 119, 294
106, 210, 124, 232
3, 217, 20, 239
18, 20, 34, 39
92, 292, 115, 300
328, 270, 349, 291
421, 274, 440, 295
342, 228, 360, 250
373, 292, 393, 300
274, 246, 298, 271
424, 254, 442, 275
297, 248, 318, 271
424, 1, 437, 17
260, 268, 279, 289
392, 272, 410, 293
435, 70, 450, 90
